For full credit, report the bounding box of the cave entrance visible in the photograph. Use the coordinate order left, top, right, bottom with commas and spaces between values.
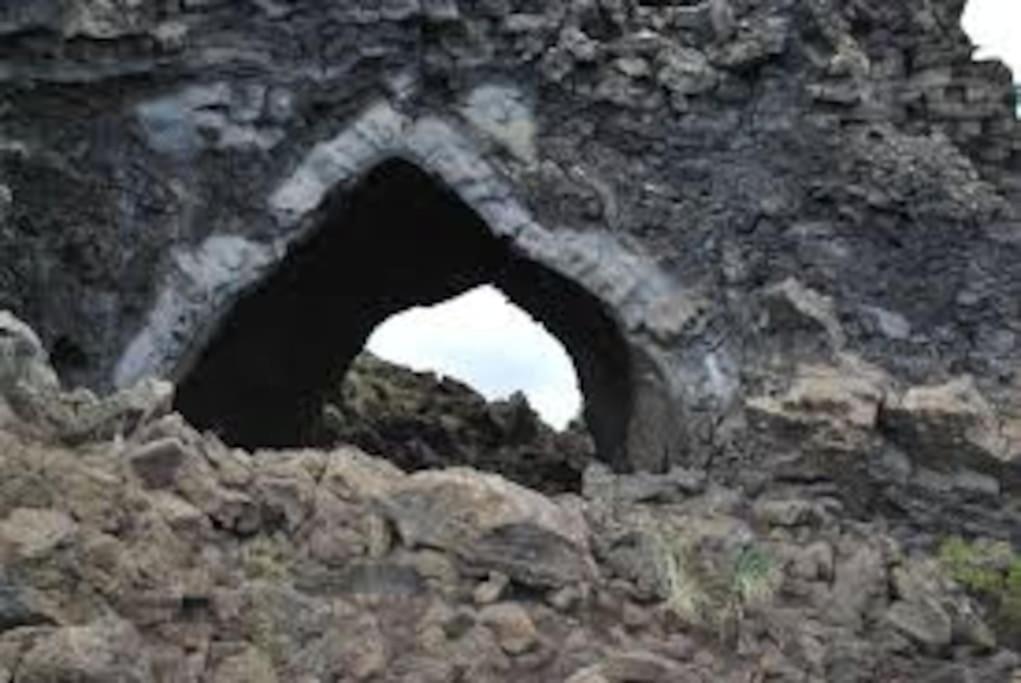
174, 159, 634, 481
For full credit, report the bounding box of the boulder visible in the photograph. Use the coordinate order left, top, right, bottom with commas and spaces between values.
881, 376, 1012, 466
886, 599, 953, 650
380, 468, 595, 587
15, 619, 153, 683
747, 357, 890, 452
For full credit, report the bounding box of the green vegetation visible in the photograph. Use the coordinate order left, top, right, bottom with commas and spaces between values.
648, 526, 780, 644
938, 536, 1021, 645
732, 545, 779, 607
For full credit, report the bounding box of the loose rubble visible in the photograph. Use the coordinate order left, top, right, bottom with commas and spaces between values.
0, 312, 1019, 681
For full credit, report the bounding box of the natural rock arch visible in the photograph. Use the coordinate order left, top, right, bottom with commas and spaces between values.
174, 158, 638, 466
113, 102, 691, 472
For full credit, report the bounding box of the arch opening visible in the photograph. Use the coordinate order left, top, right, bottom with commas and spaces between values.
173, 159, 635, 482
365, 285, 583, 431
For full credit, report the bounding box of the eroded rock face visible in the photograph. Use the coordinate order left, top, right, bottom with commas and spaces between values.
2, 0, 1021, 596
2, 0, 1019, 473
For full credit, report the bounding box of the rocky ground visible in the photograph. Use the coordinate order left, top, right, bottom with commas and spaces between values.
3, 0, 1021, 679
3, 313, 1021, 682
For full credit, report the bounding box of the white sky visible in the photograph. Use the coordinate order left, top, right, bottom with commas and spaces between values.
366, 1, 1018, 431
367, 286, 581, 429
963, 0, 1021, 80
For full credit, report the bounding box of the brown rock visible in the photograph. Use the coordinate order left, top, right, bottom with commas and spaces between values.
600, 650, 691, 681
0, 508, 76, 560
16, 619, 153, 683
479, 603, 538, 654
381, 468, 595, 587
881, 376, 1011, 465
747, 356, 890, 451
886, 599, 952, 649
827, 543, 888, 629
320, 446, 405, 503
252, 453, 319, 532
127, 437, 194, 489
212, 647, 277, 683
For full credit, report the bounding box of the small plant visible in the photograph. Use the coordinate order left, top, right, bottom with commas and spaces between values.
646, 522, 779, 643
649, 532, 711, 626
732, 545, 779, 607
938, 536, 1021, 646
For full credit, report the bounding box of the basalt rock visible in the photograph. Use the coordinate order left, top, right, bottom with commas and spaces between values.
1, 1, 1020, 533
2, 0, 1021, 675
0, 352, 1018, 681
1, 310, 174, 444
323, 351, 594, 493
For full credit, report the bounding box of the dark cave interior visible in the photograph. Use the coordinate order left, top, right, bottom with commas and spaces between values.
174, 159, 634, 468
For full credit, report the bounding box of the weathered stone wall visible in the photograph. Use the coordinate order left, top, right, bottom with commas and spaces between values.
1, 1, 1020, 519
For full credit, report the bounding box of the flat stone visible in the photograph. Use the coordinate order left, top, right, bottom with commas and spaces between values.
600, 650, 690, 681
887, 599, 952, 649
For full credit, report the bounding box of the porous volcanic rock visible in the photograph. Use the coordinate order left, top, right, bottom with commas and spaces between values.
323, 351, 594, 493
3, 0, 1021, 675
2, 1, 1020, 528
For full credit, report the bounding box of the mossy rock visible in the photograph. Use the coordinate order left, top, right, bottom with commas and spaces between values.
938, 536, 1021, 648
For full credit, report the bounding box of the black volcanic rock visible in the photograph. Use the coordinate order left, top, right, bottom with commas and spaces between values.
322, 352, 594, 494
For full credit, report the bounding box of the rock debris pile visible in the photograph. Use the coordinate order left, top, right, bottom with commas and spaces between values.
1, 312, 1020, 681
